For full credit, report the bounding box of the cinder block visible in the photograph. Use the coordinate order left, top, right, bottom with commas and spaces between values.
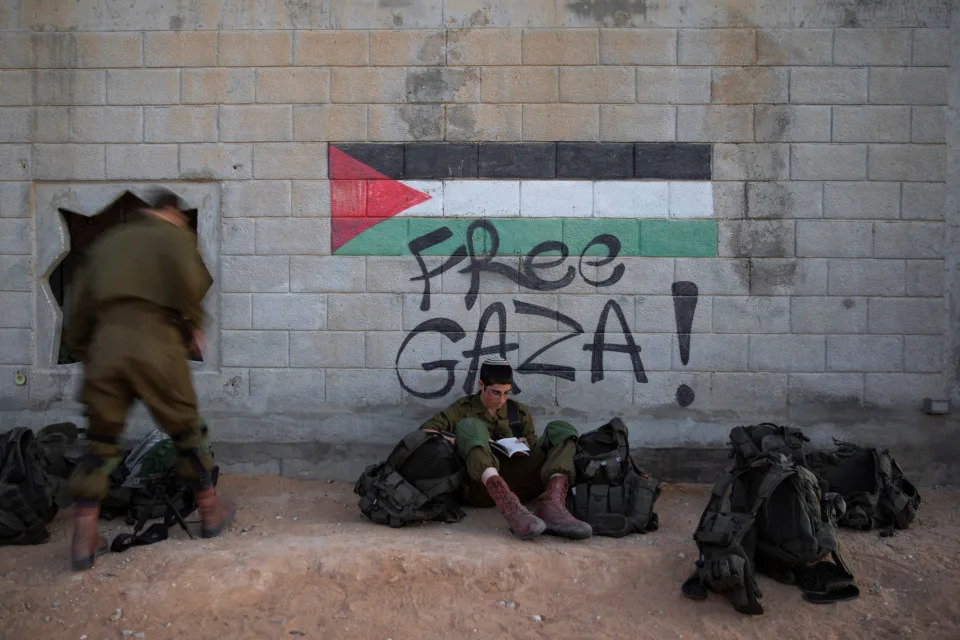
294, 105, 365, 142
901, 183, 944, 220
833, 106, 910, 143
35, 70, 105, 105
254, 69, 328, 105
522, 29, 598, 65
520, 180, 591, 217
253, 142, 328, 179
444, 180, 519, 216
827, 259, 905, 296
522, 104, 598, 141
635, 289, 711, 332
329, 293, 402, 331
182, 68, 255, 104
405, 67, 480, 103
870, 68, 947, 105
252, 293, 325, 330
220, 255, 289, 293
220, 293, 252, 329
294, 31, 368, 66
221, 331, 289, 367
0, 145, 30, 180
290, 331, 365, 368
144, 31, 217, 67
864, 373, 941, 408
0, 219, 28, 254
750, 335, 825, 372
0, 292, 29, 328
796, 220, 872, 258
747, 182, 822, 219
325, 369, 401, 407
750, 259, 827, 296
291, 181, 331, 217
33, 32, 141, 68
0, 72, 30, 106
712, 68, 788, 104
906, 260, 943, 296
0, 255, 30, 291
790, 68, 867, 104
557, 372, 635, 411
713, 144, 789, 180
446, 104, 521, 142
824, 182, 900, 219
791, 144, 866, 180
674, 258, 750, 295
0, 108, 32, 143
179, 143, 252, 180
911, 107, 946, 144
600, 106, 675, 142
636, 67, 710, 104
912, 28, 950, 66
677, 106, 752, 142
872, 144, 945, 182
447, 29, 521, 65
755, 105, 830, 142
106, 69, 180, 105
367, 330, 440, 370
712, 372, 787, 414
718, 220, 795, 258
0, 328, 29, 364
599, 29, 676, 65
440, 258, 521, 295
595, 181, 667, 218
675, 334, 749, 372
678, 29, 755, 65
788, 373, 863, 407
256, 218, 329, 255
0, 182, 29, 218
220, 106, 292, 143
834, 28, 911, 65
222, 181, 291, 218
32, 107, 70, 143
480, 67, 558, 103
791, 296, 867, 334
560, 67, 635, 103
70, 107, 141, 143
669, 182, 712, 219
903, 335, 942, 373
291, 256, 365, 292
34, 144, 104, 180
0, 33, 32, 68
219, 31, 293, 67
369, 30, 445, 66
713, 296, 790, 334
366, 256, 441, 294
330, 68, 406, 104
826, 335, 902, 372
106, 145, 178, 180
757, 29, 832, 65
144, 107, 217, 143
713, 182, 745, 219
482, 294, 559, 332
874, 221, 943, 259
368, 105, 443, 142
403, 292, 479, 332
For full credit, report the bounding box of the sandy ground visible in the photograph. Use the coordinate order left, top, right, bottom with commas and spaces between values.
1, 476, 958, 640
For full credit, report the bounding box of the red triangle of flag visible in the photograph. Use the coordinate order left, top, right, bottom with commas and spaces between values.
329, 146, 430, 253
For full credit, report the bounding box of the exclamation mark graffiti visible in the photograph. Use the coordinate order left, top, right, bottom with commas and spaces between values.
671, 281, 699, 407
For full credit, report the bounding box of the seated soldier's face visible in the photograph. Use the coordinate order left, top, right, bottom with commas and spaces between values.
479, 381, 511, 413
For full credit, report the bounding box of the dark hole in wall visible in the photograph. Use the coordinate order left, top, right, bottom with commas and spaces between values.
52, 191, 199, 364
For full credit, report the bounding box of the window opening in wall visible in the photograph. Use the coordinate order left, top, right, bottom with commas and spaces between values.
51, 191, 199, 365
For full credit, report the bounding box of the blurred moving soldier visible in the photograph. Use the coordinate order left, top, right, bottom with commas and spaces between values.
421, 358, 591, 540
65, 188, 235, 571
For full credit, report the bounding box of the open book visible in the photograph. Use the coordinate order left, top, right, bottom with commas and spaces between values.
490, 437, 530, 458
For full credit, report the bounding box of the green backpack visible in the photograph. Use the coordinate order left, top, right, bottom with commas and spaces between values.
0, 428, 57, 546
565, 418, 661, 537
354, 430, 466, 528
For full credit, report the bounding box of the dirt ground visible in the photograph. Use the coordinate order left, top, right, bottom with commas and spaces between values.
1, 476, 958, 640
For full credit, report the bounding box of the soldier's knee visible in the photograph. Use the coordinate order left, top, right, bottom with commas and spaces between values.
543, 420, 578, 447
68, 451, 122, 502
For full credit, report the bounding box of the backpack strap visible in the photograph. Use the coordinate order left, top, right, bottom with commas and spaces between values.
506, 400, 523, 438
728, 427, 761, 463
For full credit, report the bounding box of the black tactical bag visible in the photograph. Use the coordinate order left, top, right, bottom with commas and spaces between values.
565, 418, 660, 537
807, 440, 920, 533
0, 428, 58, 546
354, 430, 466, 528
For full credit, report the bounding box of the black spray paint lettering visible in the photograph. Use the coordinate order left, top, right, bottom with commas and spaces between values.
671, 281, 699, 407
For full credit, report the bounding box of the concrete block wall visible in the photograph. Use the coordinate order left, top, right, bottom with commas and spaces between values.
0, 1, 958, 481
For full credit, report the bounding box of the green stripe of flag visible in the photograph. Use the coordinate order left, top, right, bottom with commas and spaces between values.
333, 218, 717, 258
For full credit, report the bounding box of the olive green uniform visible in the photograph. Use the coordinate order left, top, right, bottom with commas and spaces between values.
420, 394, 578, 506
66, 216, 215, 501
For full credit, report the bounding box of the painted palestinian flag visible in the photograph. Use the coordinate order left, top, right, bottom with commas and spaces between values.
329, 142, 716, 257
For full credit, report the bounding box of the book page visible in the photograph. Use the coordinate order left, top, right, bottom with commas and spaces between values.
492, 437, 530, 457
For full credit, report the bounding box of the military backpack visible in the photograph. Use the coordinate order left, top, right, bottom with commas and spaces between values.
354, 430, 466, 528
0, 428, 57, 546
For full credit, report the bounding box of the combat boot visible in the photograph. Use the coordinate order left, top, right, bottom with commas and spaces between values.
483, 475, 546, 540
71, 501, 107, 571
533, 474, 592, 540
194, 487, 236, 538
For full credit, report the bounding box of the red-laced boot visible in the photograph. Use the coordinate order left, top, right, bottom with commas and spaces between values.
194, 488, 236, 538
71, 501, 107, 571
483, 475, 546, 540
534, 474, 592, 540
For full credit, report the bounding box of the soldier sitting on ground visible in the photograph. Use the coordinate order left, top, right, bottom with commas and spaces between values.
420, 358, 591, 540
